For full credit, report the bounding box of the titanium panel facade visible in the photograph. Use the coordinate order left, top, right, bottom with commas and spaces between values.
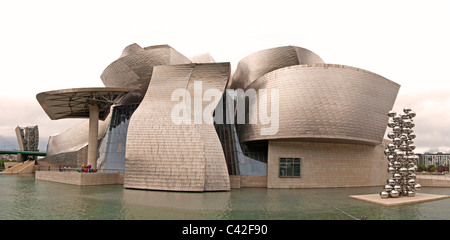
43, 115, 111, 167
38, 43, 402, 189
124, 63, 231, 192
230, 46, 324, 89
237, 64, 400, 145
100, 43, 192, 104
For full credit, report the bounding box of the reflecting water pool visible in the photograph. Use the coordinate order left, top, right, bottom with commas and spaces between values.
1, 174, 450, 220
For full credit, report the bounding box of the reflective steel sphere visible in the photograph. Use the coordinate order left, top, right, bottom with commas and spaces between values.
388, 111, 397, 117
400, 113, 409, 119
393, 161, 401, 168
388, 155, 395, 162
402, 127, 412, 134
384, 185, 393, 192
388, 179, 397, 186
388, 167, 396, 174
408, 144, 416, 150
408, 179, 416, 186
409, 173, 416, 179
390, 190, 400, 198
399, 167, 407, 174
400, 134, 408, 141
403, 107, 411, 113
387, 121, 396, 128
408, 111, 416, 118
384, 149, 391, 156
387, 132, 396, 139
388, 143, 396, 151
403, 119, 412, 128
407, 191, 415, 197
414, 184, 422, 191
380, 191, 390, 198
393, 173, 402, 180
393, 126, 402, 133
400, 143, 408, 151
409, 132, 416, 139
396, 151, 406, 158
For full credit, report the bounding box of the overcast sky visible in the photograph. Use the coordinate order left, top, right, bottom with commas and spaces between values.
0, 0, 449, 153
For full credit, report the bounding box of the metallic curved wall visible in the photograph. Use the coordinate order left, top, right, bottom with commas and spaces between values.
100, 43, 191, 104
237, 64, 400, 145
124, 63, 231, 192
42, 114, 111, 168
230, 46, 324, 89
47, 116, 111, 156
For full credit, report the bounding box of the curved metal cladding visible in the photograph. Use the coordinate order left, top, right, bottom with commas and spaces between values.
124, 63, 231, 192
100, 43, 191, 104
47, 116, 111, 156
237, 64, 400, 145
229, 46, 324, 89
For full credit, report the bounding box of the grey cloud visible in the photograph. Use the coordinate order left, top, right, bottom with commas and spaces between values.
392, 90, 450, 153
0, 96, 84, 151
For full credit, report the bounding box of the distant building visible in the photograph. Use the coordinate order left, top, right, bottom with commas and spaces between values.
417, 153, 450, 166
15, 125, 39, 161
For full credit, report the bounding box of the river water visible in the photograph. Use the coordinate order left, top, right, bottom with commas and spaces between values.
1, 174, 450, 220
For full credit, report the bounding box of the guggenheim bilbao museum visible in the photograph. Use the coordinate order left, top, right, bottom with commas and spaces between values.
36, 43, 400, 191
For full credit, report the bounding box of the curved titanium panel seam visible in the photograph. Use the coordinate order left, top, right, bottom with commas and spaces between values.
124, 63, 230, 192
230, 46, 324, 90
237, 64, 400, 145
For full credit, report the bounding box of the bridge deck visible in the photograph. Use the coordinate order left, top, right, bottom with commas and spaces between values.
0, 150, 46, 156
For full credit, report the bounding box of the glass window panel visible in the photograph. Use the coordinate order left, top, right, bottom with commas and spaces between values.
279, 157, 301, 177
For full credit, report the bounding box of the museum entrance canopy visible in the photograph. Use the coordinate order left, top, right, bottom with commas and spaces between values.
36, 87, 136, 120
36, 87, 137, 168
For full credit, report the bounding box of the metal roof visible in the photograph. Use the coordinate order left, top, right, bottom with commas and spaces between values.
36, 87, 136, 120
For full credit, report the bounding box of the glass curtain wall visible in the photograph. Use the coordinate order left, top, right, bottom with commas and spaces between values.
97, 104, 139, 172
214, 92, 267, 176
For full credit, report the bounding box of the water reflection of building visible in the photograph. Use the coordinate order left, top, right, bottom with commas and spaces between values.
37, 44, 400, 191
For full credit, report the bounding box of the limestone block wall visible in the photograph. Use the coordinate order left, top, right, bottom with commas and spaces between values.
35, 171, 124, 185
267, 140, 389, 188
229, 175, 268, 188
125, 63, 231, 192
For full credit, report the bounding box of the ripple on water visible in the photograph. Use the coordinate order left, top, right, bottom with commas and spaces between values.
1, 175, 450, 220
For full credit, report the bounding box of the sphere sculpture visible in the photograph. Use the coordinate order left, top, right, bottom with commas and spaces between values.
380, 107, 422, 198
76, 164, 97, 173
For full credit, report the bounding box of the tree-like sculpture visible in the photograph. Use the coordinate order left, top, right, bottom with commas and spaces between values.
380, 107, 422, 198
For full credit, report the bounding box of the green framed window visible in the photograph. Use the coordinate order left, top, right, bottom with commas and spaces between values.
279, 158, 301, 177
